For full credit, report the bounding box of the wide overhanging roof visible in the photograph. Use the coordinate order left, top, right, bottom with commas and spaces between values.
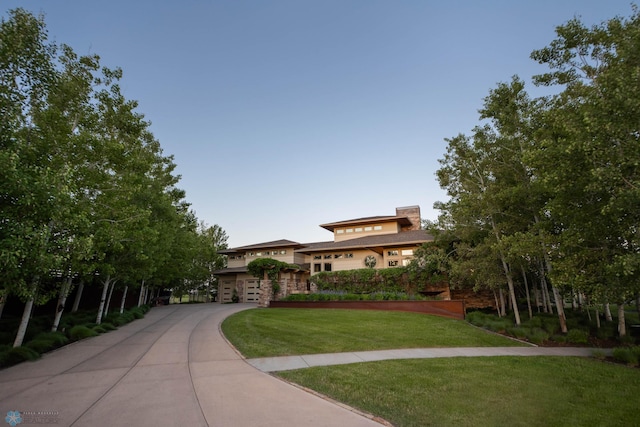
319, 215, 413, 232
295, 230, 432, 255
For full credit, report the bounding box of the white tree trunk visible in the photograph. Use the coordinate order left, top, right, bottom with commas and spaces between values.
13, 298, 34, 347
104, 279, 116, 319
137, 280, 145, 307
521, 267, 533, 320
499, 288, 506, 317
119, 285, 128, 314
605, 303, 613, 322
51, 277, 72, 332
96, 275, 112, 325
618, 303, 626, 337
595, 308, 601, 328
71, 280, 84, 312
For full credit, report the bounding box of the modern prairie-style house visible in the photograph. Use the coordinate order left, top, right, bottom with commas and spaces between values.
214, 206, 434, 305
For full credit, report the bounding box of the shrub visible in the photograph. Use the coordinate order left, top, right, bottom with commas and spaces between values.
566, 329, 589, 344
528, 328, 550, 345
129, 308, 144, 319
34, 331, 69, 347
550, 334, 567, 343
507, 327, 529, 340
612, 347, 638, 366
69, 325, 99, 341
25, 339, 54, 353
99, 322, 117, 331
92, 325, 107, 334
1, 346, 40, 367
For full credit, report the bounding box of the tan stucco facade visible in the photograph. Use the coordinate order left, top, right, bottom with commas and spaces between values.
213, 206, 433, 304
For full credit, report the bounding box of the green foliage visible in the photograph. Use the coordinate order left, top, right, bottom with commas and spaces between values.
247, 258, 298, 298
566, 329, 589, 344
311, 267, 440, 295
612, 347, 639, 366
68, 325, 99, 341
281, 292, 429, 302
0, 346, 41, 368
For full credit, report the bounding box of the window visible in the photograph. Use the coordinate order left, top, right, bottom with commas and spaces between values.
256, 252, 263, 256
334, 254, 343, 259
345, 253, 354, 258
387, 250, 399, 256
402, 259, 411, 266
272, 251, 278, 255
249, 252, 255, 257
314, 255, 322, 260
324, 263, 332, 272
374, 225, 382, 231
355, 227, 363, 232
346, 228, 354, 233
364, 226, 372, 231
401, 249, 414, 256
314, 263, 321, 272
337, 229, 344, 234
324, 254, 332, 259
280, 250, 287, 255
388, 260, 399, 267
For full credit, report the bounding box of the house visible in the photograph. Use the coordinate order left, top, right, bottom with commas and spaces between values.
214, 206, 434, 305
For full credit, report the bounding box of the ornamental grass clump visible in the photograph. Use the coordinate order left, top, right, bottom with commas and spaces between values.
69, 325, 99, 341
612, 347, 639, 366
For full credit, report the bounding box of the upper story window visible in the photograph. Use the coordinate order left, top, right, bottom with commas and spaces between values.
324, 254, 332, 259
334, 254, 343, 259
336, 229, 344, 234
355, 227, 363, 232
388, 260, 399, 267
387, 250, 399, 256
374, 225, 383, 231
345, 253, 354, 258
401, 249, 414, 256
346, 228, 354, 233
314, 255, 322, 260
280, 250, 287, 255
364, 226, 372, 231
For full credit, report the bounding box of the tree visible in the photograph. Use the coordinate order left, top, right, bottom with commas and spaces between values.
530, 7, 640, 336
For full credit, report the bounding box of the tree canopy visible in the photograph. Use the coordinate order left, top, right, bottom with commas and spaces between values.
434, 7, 640, 335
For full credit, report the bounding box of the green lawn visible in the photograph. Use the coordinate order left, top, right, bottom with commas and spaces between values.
221, 308, 524, 358
222, 308, 640, 426
279, 357, 640, 427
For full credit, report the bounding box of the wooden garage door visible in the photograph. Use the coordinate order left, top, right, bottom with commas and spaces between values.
220, 281, 234, 303
245, 280, 260, 302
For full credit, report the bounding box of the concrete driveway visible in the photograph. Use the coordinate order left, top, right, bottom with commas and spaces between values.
0, 303, 384, 427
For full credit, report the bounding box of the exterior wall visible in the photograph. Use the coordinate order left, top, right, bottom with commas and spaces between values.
243, 248, 299, 265
305, 246, 422, 275
227, 256, 245, 268
382, 247, 417, 268
333, 221, 399, 242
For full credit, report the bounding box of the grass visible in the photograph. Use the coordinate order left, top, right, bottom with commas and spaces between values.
278, 357, 640, 427
222, 308, 640, 426
221, 308, 524, 358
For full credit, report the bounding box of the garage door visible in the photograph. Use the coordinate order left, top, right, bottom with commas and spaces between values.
220, 281, 234, 303
245, 280, 260, 302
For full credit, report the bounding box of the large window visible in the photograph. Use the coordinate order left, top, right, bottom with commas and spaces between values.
314, 263, 321, 272
324, 263, 332, 272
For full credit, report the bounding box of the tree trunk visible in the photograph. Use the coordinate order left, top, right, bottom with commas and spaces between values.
550, 286, 568, 333
604, 303, 613, 322
595, 308, 601, 328
618, 303, 626, 337
137, 279, 145, 307
499, 288, 506, 317
119, 285, 128, 314
96, 275, 112, 325
493, 290, 501, 317
0, 290, 6, 319
51, 276, 72, 332
521, 267, 533, 320
71, 280, 84, 312
489, 218, 520, 325
104, 279, 116, 319
13, 297, 34, 347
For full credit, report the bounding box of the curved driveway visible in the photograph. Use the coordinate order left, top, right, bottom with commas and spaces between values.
0, 303, 383, 427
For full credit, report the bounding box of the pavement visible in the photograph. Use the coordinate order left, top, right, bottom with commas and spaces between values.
0, 303, 610, 427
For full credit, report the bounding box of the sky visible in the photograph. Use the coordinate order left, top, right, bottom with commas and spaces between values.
2, 0, 635, 247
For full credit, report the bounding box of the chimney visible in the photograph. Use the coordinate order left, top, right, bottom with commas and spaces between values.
396, 206, 421, 231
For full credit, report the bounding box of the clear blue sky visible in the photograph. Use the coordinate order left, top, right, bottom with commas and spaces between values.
3, 1, 634, 247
